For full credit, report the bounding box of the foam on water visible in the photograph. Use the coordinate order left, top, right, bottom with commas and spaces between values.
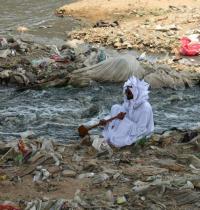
0, 85, 200, 141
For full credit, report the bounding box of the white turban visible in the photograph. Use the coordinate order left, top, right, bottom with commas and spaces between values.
123, 76, 150, 109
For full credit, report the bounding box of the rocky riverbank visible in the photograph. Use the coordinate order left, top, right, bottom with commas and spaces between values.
1, 1, 200, 208
57, 0, 200, 54
1, 35, 200, 90
56, 0, 200, 82
1, 128, 200, 209
0, 36, 108, 89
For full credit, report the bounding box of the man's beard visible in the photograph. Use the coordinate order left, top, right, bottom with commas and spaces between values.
127, 95, 133, 100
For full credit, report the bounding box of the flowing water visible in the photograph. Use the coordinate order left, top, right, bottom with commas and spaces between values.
0, 1, 200, 142
0, 85, 200, 142
0, 0, 82, 45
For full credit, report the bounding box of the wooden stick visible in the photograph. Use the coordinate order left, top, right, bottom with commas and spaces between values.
0, 147, 13, 163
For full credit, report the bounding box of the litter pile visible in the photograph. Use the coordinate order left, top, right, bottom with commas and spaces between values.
1, 127, 200, 209
0, 36, 108, 89
1, 35, 200, 90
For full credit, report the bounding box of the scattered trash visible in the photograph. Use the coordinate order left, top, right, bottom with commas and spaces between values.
78, 172, 95, 179
92, 173, 109, 184
93, 20, 119, 28
97, 48, 107, 62
1, 128, 200, 209
33, 167, 50, 182
31, 58, 54, 68
0, 205, 20, 210
92, 137, 113, 156
137, 52, 147, 61
116, 196, 127, 205
180, 35, 200, 56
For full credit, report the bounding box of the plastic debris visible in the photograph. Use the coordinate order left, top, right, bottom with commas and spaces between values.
33, 167, 50, 182
31, 58, 54, 68
92, 173, 109, 184
116, 196, 127, 205
92, 137, 113, 156
78, 172, 95, 179
180, 35, 200, 56
0, 205, 20, 210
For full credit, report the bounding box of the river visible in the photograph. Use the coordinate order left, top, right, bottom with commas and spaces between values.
0, 85, 200, 141
0, 0, 81, 45
0, 1, 200, 142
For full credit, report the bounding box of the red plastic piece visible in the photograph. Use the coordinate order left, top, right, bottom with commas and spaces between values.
180, 37, 200, 56
0, 205, 20, 210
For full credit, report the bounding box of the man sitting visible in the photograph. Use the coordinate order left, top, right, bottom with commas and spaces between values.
100, 76, 154, 148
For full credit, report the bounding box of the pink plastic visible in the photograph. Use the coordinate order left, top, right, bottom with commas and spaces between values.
180, 37, 200, 56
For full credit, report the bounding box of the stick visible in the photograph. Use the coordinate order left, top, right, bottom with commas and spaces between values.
0, 147, 13, 163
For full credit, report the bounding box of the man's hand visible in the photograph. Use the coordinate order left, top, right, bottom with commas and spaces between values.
99, 119, 107, 126
117, 112, 126, 120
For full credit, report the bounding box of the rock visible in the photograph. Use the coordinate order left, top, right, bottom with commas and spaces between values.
155, 159, 185, 172
0, 70, 12, 79
72, 154, 82, 162
143, 64, 199, 89
25, 72, 37, 84
114, 42, 122, 48
105, 190, 114, 202
13, 73, 30, 86
92, 173, 109, 184
47, 166, 62, 175
178, 154, 200, 168
0, 37, 8, 50
17, 26, 29, 33
78, 172, 95, 179
93, 20, 119, 28
82, 159, 98, 171
0, 49, 11, 58
155, 24, 179, 32
123, 165, 168, 177
64, 39, 84, 49
62, 170, 77, 178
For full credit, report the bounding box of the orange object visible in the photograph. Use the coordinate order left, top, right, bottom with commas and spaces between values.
18, 139, 28, 156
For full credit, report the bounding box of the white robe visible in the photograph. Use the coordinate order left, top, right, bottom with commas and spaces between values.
102, 101, 154, 147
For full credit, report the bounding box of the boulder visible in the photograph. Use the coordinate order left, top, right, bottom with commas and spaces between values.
62, 170, 77, 178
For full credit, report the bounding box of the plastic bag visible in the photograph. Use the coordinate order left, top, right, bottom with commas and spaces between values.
180, 37, 200, 56
0, 205, 20, 210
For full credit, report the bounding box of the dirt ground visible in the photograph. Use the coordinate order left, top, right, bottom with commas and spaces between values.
57, 0, 199, 21
56, 0, 200, 55
1, 129, 200, 209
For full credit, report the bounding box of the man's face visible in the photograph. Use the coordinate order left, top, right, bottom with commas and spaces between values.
125, 87, 133, 100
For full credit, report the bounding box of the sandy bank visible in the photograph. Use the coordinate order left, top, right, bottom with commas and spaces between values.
57, 0, 199, 21
57, 0, 200, 54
